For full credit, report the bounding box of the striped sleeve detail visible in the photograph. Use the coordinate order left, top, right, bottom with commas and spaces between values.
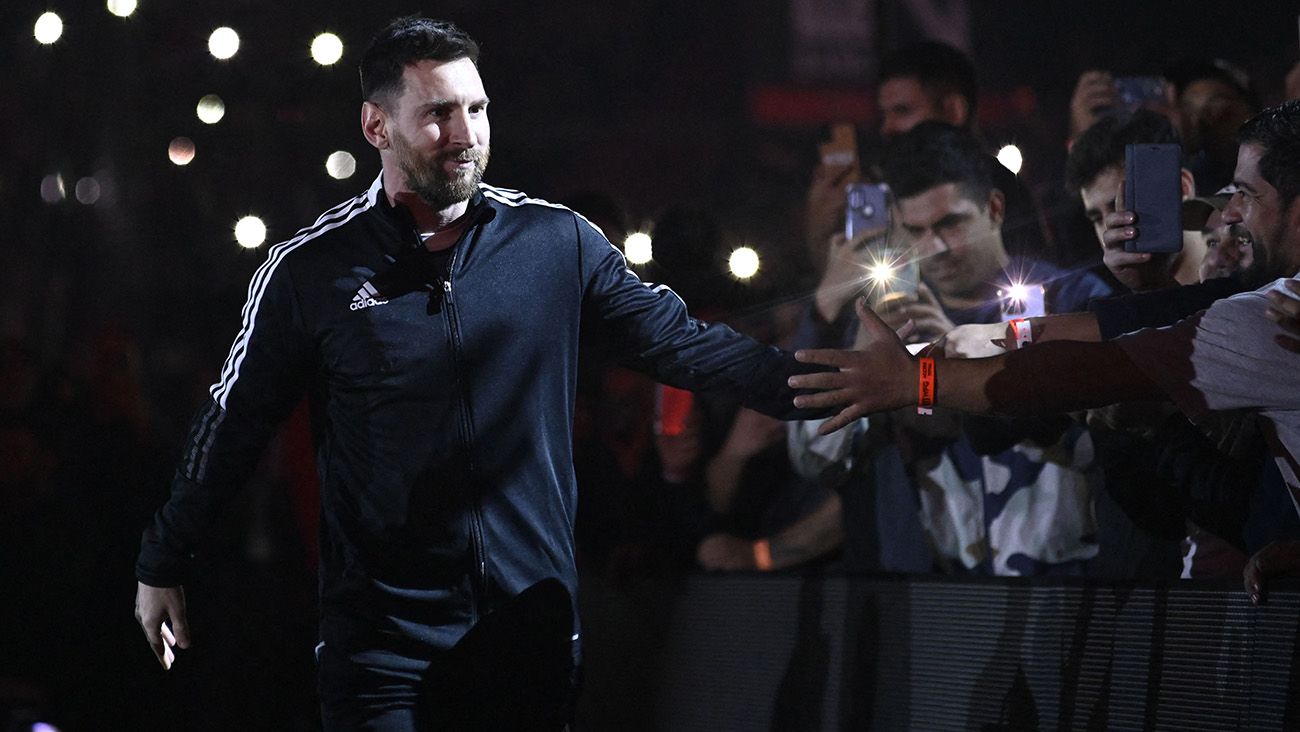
478, 183, 686, 306
209, 181, 379, 409
180, 398, 227, 483
479, 183, 607, 239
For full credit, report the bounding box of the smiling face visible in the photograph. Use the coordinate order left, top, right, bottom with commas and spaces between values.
1198, 208, 1255, 283
1222, 143, 1300, 281
365, 57, 491, 212
896, 182, 1008, 301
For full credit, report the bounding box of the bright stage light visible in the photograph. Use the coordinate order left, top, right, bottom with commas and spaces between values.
622, 232, 653, 265
40, 174, 66, 203
107, 0, 137, 18
234, 216, 266, 248
35, 12, 63, 44
168, 137, 195, 165
997, 144, 1023, 175
208, 27, 239, 60
311, 32, 344, 66
728, 246, 760, 280
325, 151, 356, 180
196, 94, 225, 124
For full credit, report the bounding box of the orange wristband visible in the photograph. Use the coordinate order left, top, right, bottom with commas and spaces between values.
917, 357, 936, 415
752, 538, 773, 571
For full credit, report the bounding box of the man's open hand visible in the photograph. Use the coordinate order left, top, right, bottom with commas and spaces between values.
789, 298, 915, 434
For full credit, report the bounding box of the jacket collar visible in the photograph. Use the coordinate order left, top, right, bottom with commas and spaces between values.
368, 175, 495, 252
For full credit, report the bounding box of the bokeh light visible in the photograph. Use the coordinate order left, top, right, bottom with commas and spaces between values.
325, 151, 356, 180
35, 12, 63, 44
196, 94, 225, 124
107, 0, 137, 18
168, 137, 195, 165
728, 246, 760, 279
75, 177, 101, 205
623, 232, 653, 265
311, 32, 344, 66
40, 174, 66, 203
208, 26, 239, 60
997, 144, 1024, 175
234, 216, 267, 248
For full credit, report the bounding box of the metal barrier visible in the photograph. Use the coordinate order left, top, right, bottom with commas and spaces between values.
576, 573, 1300, 731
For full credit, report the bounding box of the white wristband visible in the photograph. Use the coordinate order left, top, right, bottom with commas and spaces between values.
1010, 318, 1033, 349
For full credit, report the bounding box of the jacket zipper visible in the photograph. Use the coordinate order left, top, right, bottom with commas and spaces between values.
438, 234, 489, 623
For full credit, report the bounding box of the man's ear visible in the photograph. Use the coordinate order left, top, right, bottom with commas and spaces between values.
362, 101, 389, 150
940, 93, 970, 128
1179, 167, 1196, 199
986, 188, 1006, 227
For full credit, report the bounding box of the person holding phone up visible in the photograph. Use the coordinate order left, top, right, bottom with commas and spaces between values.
789, 122, 1114, 577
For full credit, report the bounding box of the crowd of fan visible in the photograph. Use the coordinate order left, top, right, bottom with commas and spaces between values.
570, 43, 1300, 600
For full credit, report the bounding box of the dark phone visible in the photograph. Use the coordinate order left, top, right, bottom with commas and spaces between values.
1124, 143, 1183, 254
845, 183, 889, 241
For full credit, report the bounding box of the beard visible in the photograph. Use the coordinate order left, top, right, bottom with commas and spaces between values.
390, 130, 490, 210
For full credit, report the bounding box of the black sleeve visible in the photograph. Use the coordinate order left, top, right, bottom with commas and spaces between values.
136, 256, 314, 586
577, 215, 828, 420
1089, 276, 1246, 341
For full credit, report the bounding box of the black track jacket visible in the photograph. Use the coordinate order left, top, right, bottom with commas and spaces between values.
137, 177, 820, 653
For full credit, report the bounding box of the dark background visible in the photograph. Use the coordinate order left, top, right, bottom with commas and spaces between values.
1, 1, 1297, 729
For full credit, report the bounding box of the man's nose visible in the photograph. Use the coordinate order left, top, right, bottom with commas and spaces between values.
1220, 193, 1245, 224
446, 110, 476, 148
917, 232, 949, 257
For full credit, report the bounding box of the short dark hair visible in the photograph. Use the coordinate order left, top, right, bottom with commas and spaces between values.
878, 41, 979, 126
1065, 110, 1180, 192
360, 17, 480, 105
879, 121, 994, 204
1237, 100, 1300, 210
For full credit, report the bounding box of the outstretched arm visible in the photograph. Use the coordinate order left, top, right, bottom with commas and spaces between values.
788, 298, 1165, 434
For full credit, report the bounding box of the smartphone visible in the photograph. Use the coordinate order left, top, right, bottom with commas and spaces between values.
1124, 143, 1183, 253
1115, 76, 1167, 110
845, 182, 890, 241
819, 123, 858, 168
865, 244, 919, 308
998, 283, 1046, 320
654, 385, 694, 437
